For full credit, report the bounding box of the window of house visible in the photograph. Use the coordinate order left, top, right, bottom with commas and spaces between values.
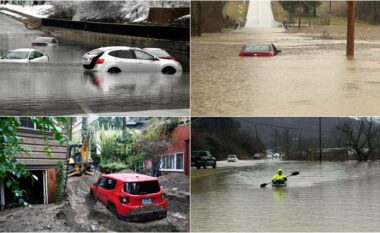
160, 152, 184, 171
19, 117, 35, 129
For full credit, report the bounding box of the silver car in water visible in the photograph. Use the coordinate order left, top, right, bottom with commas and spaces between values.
82, 46, 182, 74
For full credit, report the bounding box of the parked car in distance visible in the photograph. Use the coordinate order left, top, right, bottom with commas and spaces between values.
191, 150, 217, 169
82, 46, 182, 75
32, 36, 59, 47
239, 43, 281, 57
143, 48, 175, 60
227, 154, 238, 162
90, 173, 168, 222
0, 48, 48, 63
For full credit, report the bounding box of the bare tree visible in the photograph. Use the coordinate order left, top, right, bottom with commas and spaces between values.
336, 118, 380, 161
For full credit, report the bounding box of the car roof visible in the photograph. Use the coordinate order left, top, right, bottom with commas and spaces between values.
11, 48, 37, 52
99, 46, 141, 51
143, 48, 165, 51
245, 43, 273, 46
102, 173, 158, 182
35, 36, 56, 39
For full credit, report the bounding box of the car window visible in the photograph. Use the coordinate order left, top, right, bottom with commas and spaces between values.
51, 39, 58, 43
108, 50, 135, 59
105, 178, 116, 190
145, 50, 169, 57
3, 51, 29, 59
134, 50, 154, 60
124, 181, 160, 195
31, 51, 43, 59
244, 45, 271, 52
97, 177, 107, 188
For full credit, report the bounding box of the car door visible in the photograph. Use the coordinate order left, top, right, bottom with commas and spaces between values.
133, 50, 160, 73
29, 51, 47, 63
102, 178, 117, 204
109, 50, 137, 72
95, 177, 107, 204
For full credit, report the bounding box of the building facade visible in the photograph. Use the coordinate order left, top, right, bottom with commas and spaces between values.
0, 117, 67, 209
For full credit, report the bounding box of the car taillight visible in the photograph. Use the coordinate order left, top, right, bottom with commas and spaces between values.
95, 58, 105, 64
239, 51, 244, 56
162, 193, 167, 200
119, 196, 129, 204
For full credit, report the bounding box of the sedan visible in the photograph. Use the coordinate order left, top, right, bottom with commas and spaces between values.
32, 37, 59, 47
0, 48, 49, 63
82, 46, 182, 75
239, 43, 281, 57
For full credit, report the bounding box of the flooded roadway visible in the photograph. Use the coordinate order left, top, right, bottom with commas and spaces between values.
191, 27, 380, 116
191, 160, 380, 232
0, 14, 189, 115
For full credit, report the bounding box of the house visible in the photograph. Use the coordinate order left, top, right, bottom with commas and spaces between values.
0, 117, 67, 209
159, 124, 190, 176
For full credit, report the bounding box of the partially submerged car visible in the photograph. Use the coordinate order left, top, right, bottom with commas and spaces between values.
0, 48, 49, 63
191, 150, 217, 169
82, 46, 182, 74
143, 48, 175, 60
90, 173, 168, 222
227, 154, 238, 162
32, 36, 59, 47
239, 43, 281, 57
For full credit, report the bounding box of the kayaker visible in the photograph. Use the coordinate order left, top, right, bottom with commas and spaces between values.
272, 168, 287, 185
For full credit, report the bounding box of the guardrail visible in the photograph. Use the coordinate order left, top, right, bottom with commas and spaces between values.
41, 18, 189, 41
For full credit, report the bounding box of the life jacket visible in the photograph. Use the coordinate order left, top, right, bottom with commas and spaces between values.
272, 169, 286, 181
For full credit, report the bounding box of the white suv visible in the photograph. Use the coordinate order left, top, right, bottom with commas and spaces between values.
82, 46, 182, 74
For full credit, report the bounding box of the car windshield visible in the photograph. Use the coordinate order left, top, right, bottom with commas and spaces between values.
146, 50, 169, 57
243, 44, 271, 52
228, 155, 235, 158
124, 181, 160, 195
3, 51, 29, 59
192, 151, 207, 157
33, 37, 55, 43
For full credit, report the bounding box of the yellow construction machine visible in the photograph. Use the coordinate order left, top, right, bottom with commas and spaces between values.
68, 133, 95, 177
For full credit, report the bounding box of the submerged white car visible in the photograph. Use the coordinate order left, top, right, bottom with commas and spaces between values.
227, 155, 238, 162
32, 36, 59, 47
0, 48, 49, 63
82, 46, 182, 75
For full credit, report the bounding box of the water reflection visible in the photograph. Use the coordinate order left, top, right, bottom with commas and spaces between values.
191, 161, 380, 231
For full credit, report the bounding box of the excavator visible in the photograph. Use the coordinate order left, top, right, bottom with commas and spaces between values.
67, 132, 95, 177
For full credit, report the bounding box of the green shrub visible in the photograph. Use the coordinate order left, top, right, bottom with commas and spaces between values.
55, 161, 65, 204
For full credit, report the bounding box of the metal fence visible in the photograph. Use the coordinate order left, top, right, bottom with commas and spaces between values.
41, 18, 189, 41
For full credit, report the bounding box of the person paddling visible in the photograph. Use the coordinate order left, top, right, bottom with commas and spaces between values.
272, 168, 287, 185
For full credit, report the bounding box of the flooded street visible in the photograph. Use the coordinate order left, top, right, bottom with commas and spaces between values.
191, 27, 380, 116
0, 14, 189, 115
191, 160, 380, 232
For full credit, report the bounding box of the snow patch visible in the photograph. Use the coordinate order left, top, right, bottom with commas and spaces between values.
1, 4, 53, 18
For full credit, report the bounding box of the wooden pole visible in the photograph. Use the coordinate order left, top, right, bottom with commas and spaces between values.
347, 1, 355, 57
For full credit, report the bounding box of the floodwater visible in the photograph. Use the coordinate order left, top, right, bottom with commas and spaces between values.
191, 160, 380, 232
191, 27, 380, 116
0, 14, 189, 115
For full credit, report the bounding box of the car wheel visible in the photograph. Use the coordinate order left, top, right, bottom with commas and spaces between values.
108, 67, 121, 73
196, 165, 200, 169
107, 202, 122, 220
162, 67, 176, 75
203, 164, 207, 169
213, 163, 216, 169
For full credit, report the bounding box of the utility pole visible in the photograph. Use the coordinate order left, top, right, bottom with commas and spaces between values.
298, 1, 302, 29
319, 117, 322, 162
347, 1, 355, 57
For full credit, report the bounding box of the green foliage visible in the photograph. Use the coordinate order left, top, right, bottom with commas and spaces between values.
55, 161, 65, 205
0, 117, 67, 207
99, 161, 128, 173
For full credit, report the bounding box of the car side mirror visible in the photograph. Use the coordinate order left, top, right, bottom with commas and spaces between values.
93, 183, 98, 186
153, 57, 159, 61
277, 50, 282, 53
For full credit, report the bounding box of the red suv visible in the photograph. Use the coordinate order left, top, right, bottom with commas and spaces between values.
90, 173, 168, 222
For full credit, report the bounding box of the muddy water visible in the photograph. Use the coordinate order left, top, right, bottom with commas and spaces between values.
0, 14, 189, 115
191, 160, 380, 232
191, 27, 380, 116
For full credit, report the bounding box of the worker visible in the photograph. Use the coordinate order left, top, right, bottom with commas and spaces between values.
272, 168, 287, 185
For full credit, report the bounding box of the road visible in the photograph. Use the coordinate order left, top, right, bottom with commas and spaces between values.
191, 27, 380, 116
0, 13, 189, 115
191, 160, 380, 231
